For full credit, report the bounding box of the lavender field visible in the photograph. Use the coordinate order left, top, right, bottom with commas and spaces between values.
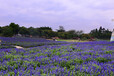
0, 37, 114, 76
0, 37, 65, 48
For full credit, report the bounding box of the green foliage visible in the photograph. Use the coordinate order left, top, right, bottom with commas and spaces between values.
93, 64, 100, 69
60, 60, 71, 69
76, 49, 82, 52
57, 26, 65, 32
85, 58, 92, 62
19, 26, 29, 35
39, 27, 52, 31
105, 51, 112, 54
69, 46, 75, 50
5, 54, 14, 60
40, 69, 44, 74
29, 50, 36, 54
41, 73, 47, 76
70, 65, 75, 70
59, 60, 79, 69
89, 52, 93, 55
14, 64, 19, 69
9, 22, 19, 34
28, 27, 38, 36
0, 26, 2, 33
84, 52, 94, 55
90, 26, 111, 39
21, 52, 24, 56
96, 57, 112, 63
0, 45, 15, 49
35, 61, 41, 67
51, 49, 56, 54
36, 53, 44, 57
7, 61, 17, 66
56, 52, 61, 56
74, 58, 83, 64
0, 65, 8, 71
1, 26, 13, 37
81, 34, 91, 39
0, 22, 112, 40
8, 72, 15, 76
54, 62, 58, 66
0, 58, 3, 62
59, 58, 84, 69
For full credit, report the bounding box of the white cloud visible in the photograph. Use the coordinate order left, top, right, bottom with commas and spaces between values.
0, 0, 114, 33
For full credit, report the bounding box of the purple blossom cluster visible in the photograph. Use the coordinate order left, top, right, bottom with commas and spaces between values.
0, 39, 114, 76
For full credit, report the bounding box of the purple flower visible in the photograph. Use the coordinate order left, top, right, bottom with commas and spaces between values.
14, 69, 17, 76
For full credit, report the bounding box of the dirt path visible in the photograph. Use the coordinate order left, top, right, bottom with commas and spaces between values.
15, 46, 24, 49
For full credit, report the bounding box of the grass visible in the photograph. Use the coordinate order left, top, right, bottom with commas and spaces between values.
56, 39, 88, 42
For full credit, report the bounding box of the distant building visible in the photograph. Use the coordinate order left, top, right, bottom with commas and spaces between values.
110, 29, 114, 41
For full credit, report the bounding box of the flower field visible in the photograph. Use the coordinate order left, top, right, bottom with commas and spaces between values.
0, 37, 66, 48
0, 37, 114, 76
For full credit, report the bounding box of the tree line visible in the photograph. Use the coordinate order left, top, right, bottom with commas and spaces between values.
0, 22, 112, 40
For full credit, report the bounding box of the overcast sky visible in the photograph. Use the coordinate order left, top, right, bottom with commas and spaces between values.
0, 0, 114, 33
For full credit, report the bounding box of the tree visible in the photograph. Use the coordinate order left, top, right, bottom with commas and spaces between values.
2, 26, 13, 37
57, 32, 66, 39
66, 30, 78, 39
9, 22, 20, 35
38, 27, 52, 31
19, 26, 29, 36
0, 26, 2, 34
90, 26, 112, 39
57, 26, 65, 32
67, 30, 76, 34
81, 34, 91, 39
28, 27, 38, 36
75, 30, 83, 35
37, 27, 53, 38
90, 29, 99, 38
